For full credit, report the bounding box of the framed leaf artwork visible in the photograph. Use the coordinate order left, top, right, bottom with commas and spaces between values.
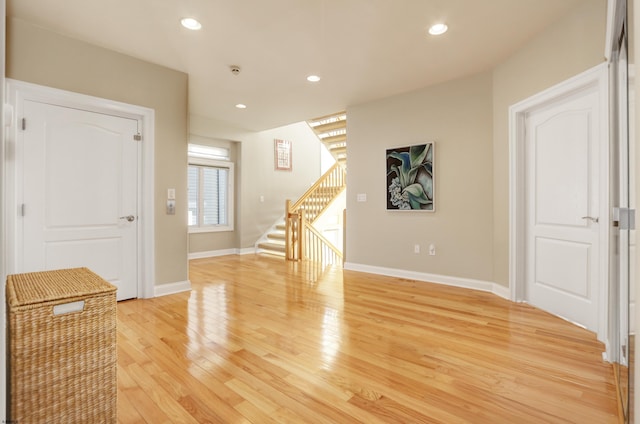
386, 142, 434, 211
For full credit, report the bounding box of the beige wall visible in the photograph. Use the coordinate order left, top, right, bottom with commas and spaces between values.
492, 0, 607, 286
346, 71, 494, 281
346, 0, 607, 286
189, 114, 322, 249
6, 18, 189, 286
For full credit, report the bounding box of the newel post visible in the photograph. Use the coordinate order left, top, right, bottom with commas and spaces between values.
285, 199, 293, 261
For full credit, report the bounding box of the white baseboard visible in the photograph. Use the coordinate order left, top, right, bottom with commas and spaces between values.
188, 249, 239, 260
631, 301, 636, 335
239, 247, 257, 255
154, 280, 192, 297
491, 283, 511, 300
188, 247, 258, 259
343, 262, 508, 299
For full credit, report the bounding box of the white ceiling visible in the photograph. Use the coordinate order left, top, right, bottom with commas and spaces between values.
8, 0, 586, 131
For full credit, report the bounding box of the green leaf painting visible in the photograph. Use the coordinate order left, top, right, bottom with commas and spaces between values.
386, 143, 434, 211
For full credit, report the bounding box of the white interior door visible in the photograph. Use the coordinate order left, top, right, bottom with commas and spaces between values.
19, 100, 139, 300
525, 88, 602, 332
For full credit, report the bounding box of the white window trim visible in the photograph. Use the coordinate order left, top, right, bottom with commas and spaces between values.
188, 156, 234, 233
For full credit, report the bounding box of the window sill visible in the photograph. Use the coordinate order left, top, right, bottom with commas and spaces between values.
189, 226, 234, 234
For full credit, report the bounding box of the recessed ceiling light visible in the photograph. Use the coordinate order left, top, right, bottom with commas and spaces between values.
181, 18, 202, 30
235, 104, 247, 109
307, 75, 321, 82
428, 23, 448, 36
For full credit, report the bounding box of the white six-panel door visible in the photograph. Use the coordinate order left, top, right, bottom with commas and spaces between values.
19, 100, 139, 300
525, 89, 601, 332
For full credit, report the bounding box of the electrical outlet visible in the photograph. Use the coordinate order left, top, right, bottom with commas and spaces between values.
414, 244, 420, 254
429, 244, 436, 256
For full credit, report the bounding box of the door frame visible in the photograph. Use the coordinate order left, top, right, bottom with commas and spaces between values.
4, 79, 155, 299
509, 63, 610, 348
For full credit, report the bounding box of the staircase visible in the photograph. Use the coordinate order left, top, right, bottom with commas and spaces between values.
256, 111, 347, 262
284, 163, 346, 264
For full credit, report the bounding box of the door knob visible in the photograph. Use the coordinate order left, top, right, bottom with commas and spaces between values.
581, 216, 599, 223
119, 215, 135, 222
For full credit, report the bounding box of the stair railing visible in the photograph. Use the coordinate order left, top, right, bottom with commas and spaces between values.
290, 163, 346, 223
303, 223, 342, 265
285, 163, 346, 262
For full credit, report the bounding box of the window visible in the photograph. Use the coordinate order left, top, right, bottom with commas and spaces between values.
188, 144, 234, 232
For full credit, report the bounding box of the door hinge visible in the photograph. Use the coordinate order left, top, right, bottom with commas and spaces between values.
613, 207, 636, 230
133, 133, 142, 141
20, 204, 25, 217
21, 118, 26, 131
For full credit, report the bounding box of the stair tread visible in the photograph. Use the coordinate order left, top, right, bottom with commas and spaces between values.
258, 242, 286, 252
268, 233, 286, 240
311, 120, 346, 134
322, 134, 347, 144
308, 111, 346, 124
258, 251, 285, 258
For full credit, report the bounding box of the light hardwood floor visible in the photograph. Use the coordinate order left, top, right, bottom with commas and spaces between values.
117, 255, 619, 423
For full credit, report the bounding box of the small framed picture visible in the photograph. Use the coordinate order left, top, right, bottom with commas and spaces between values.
274, 139, 292, 171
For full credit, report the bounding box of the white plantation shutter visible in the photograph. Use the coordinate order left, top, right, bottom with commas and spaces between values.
188, 166, 199, 226
188, 164, 231, 228
202, 167, 228, 226
188, 144, 234, 231
202, 167, 217, 225
218, 169, 228, 224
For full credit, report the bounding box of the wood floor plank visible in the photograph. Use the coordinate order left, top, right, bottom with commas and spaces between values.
126, 362, 201, 424
117, 391, 146, 424
116, 255, 620, 423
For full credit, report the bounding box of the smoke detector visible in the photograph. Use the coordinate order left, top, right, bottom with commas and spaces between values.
230, 65, 241, 75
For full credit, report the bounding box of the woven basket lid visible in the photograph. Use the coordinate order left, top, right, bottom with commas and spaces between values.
7, 267, 117, 307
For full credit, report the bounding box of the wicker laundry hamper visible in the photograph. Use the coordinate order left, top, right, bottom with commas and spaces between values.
6, 267, 117, 423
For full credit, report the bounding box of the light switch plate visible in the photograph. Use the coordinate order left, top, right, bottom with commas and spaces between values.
167, 188, 176, 200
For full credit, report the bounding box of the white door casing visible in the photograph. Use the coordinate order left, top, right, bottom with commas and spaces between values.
21, 100, 139, 300
5, 79, 156, 299
630, 66, 637, 336
510, 64, 610, 345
